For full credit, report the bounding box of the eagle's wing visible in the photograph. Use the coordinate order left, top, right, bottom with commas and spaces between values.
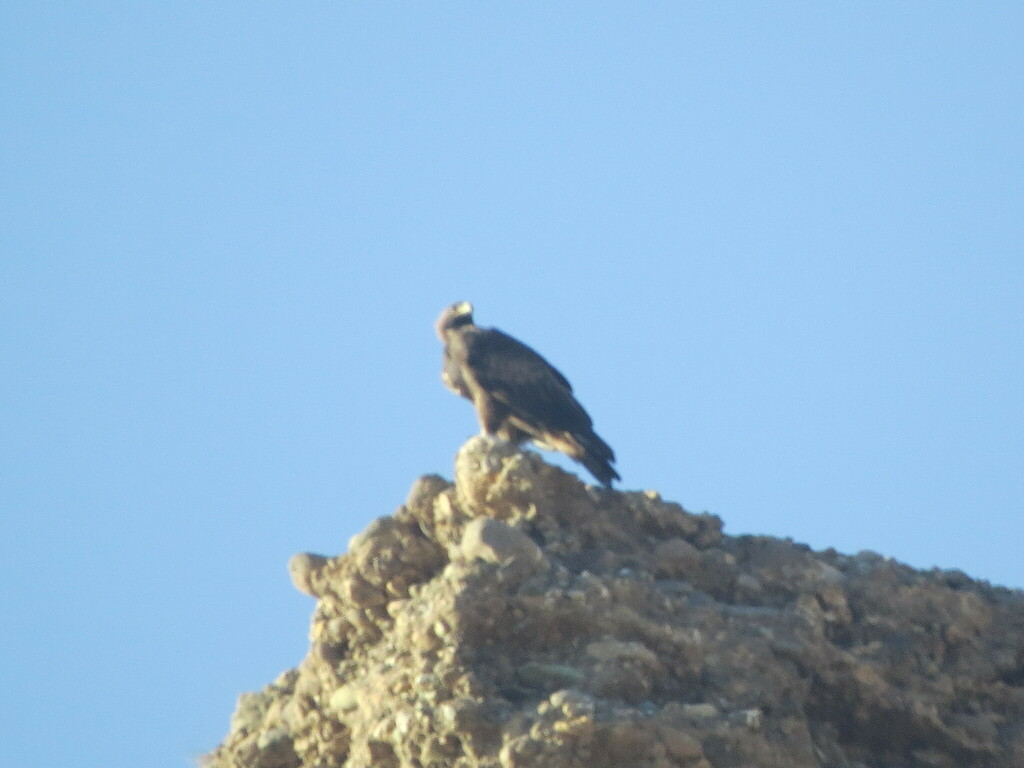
463, 328, 594, 434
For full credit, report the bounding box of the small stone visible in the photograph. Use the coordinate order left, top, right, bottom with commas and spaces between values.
516, 662, 585, 690
256, 727, 290, 749
586, 639, 658, 666
344, 575, 386, 607
548, 689, 594, 713
728, 708, 763, 731
405, 474, 451, 510
287, 553, 328, 597
459, 517, 547, 584
681, 703, 719, 720
329, 685, 359, 714
734, 572, 763, 598
313, 641, 346, 664
654, 538, 701, 579
658, 725, 703, 761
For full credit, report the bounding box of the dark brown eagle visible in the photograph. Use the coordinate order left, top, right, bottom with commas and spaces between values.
435, 301, 620, 486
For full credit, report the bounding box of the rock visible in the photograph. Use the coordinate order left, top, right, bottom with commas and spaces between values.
287, 552, 328, 598
585, 639, 658, 665
653, 537, 701, 578
516, 662, 586, 691
404, 473, 451, 511
459, 517, 548, 585
329, 684, 359, 714
657, 724, 704, 761
206, 437, 1024, 768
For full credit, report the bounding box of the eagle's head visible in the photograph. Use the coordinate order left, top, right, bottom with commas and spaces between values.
435, 301, 475, 340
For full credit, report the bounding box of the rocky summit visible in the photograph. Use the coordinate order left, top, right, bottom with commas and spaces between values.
205, 437, 1024, 768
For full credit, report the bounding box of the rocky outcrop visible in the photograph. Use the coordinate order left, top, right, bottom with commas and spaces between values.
205, 437, 1024, 768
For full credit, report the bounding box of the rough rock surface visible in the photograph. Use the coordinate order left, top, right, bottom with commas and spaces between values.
206, 437, 1024, 768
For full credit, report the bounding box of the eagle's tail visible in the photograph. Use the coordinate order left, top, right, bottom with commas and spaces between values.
574, 431, 620, 487
532, 427, 620, 487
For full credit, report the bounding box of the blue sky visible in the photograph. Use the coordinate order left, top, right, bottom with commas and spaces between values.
2, 4, 1022, 767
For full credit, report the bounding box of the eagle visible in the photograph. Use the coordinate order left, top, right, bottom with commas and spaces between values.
435, 301, 620, 486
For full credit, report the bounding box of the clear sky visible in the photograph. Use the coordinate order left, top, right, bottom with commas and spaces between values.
2, 4, 1022, 767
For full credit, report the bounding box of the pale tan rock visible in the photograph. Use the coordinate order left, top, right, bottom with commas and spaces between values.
287, 552, 328, 598
458, 517, 548, 589
329, 684, 359, 714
